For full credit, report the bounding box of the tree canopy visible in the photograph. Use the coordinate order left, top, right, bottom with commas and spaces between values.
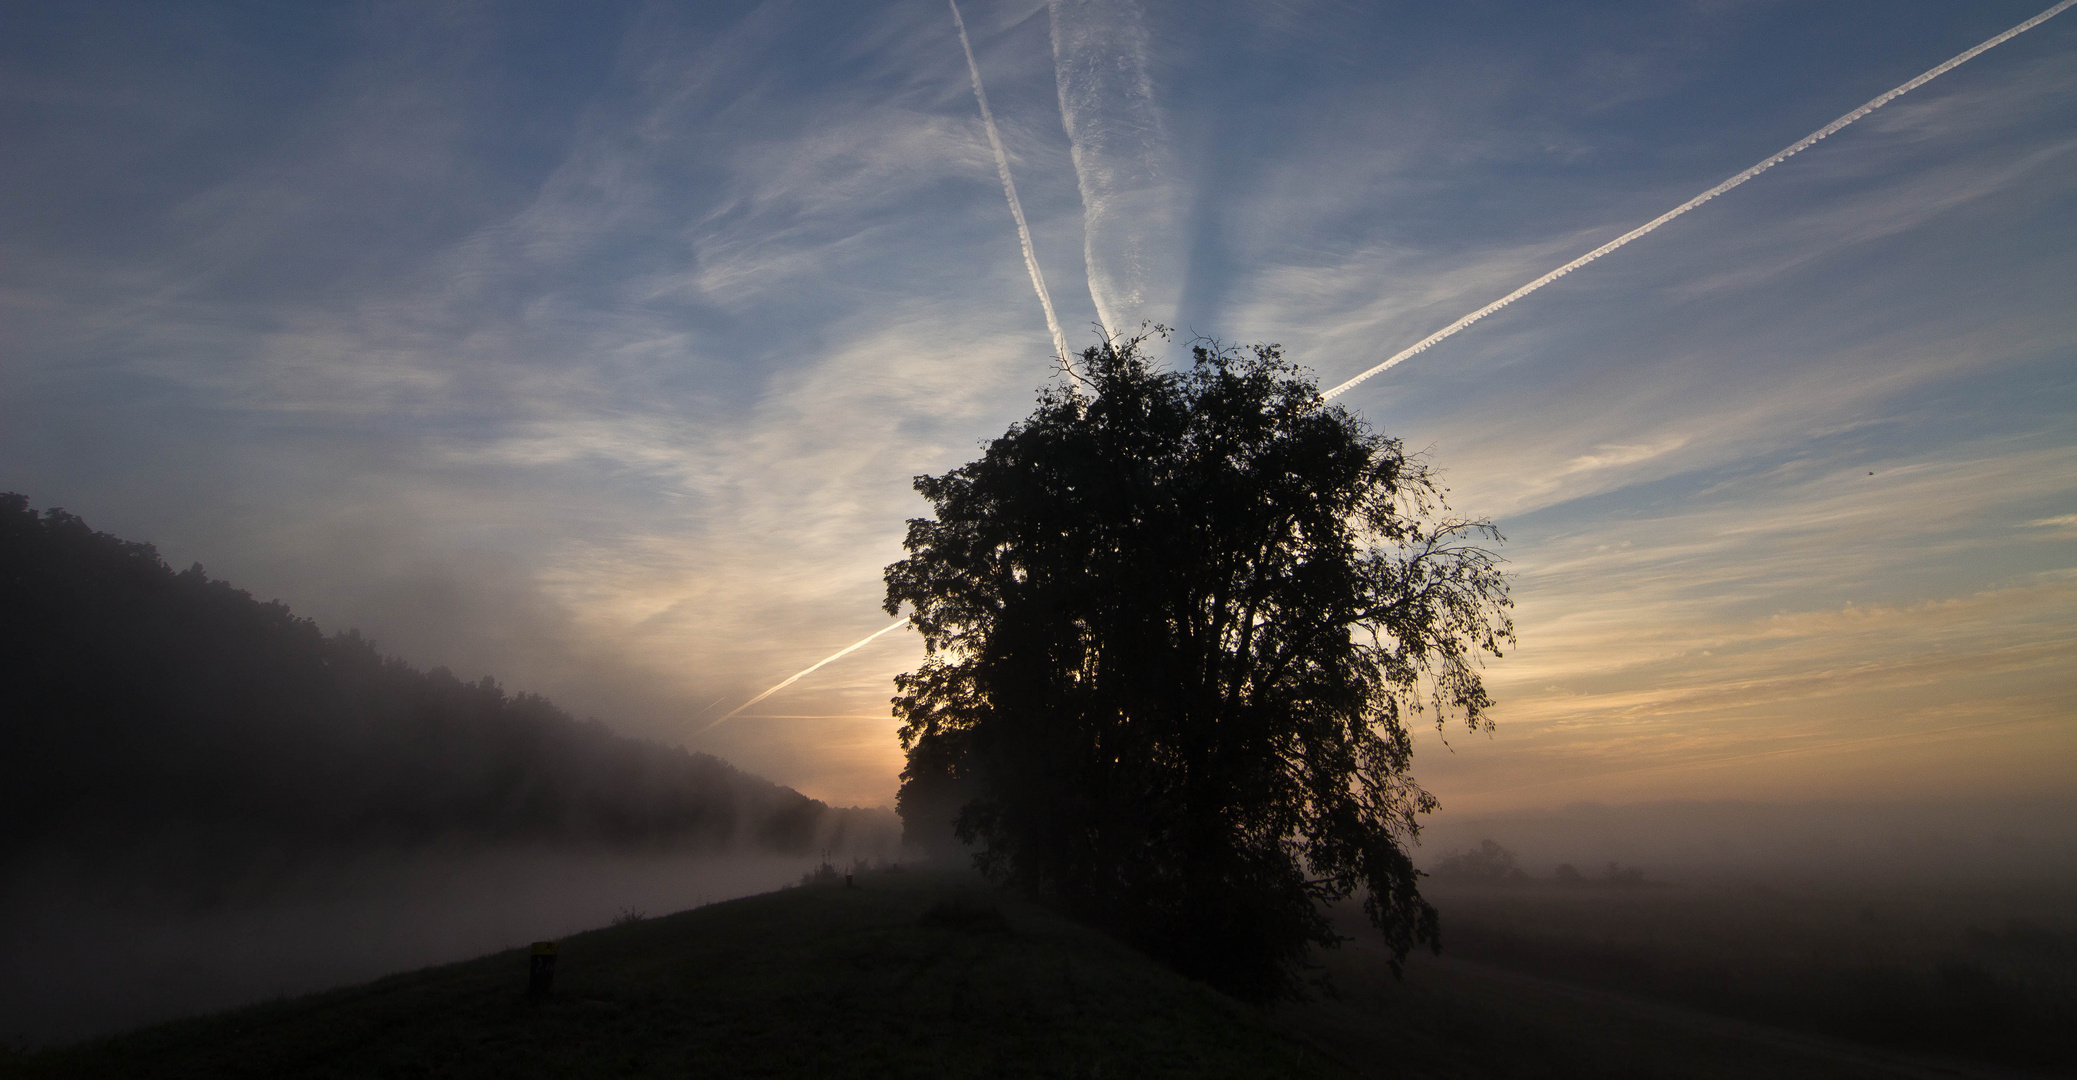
884, 334, 1512, 1000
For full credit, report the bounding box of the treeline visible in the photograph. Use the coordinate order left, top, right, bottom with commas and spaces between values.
0, 493, 890, 862
1431, 840, 1653, 889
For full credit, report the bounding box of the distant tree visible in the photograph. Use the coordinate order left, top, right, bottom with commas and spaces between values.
884, 333, 1513, 1000
1434, 839, 1527, 883
1602, 861, 1646, 887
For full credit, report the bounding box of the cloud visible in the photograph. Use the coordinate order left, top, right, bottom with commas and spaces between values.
1048, 0, 1181, 333
1416, 439, 2077, 811
1558, 441, 1689, 475
4, 0, 2073, 816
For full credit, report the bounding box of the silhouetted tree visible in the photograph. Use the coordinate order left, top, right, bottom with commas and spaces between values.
1602, 861, 1646, 887
884, 334, 1512, 1000
1434, 839, 1527, 883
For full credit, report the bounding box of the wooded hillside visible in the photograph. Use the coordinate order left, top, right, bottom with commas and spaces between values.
0, 493, 892, 863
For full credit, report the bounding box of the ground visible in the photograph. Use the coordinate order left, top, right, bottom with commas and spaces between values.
6, 868, 2056, 1079
4, 869, 1336, 1080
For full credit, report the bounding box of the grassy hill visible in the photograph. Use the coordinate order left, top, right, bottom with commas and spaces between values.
5, 869, 1344, 1080
12, 867, 2045, 1079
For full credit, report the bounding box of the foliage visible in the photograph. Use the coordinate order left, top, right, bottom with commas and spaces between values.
883, 334, 1512, 1000
1433, 840, 1528, 883
0, 493, 876, 866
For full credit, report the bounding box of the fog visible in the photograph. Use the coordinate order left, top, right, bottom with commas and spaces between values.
5, 496, 2071, 1062
0, 496, 909, 1049
1418, 797, 2077, 886
1402, 797, 2077, 1068
0, 843, 903, 1049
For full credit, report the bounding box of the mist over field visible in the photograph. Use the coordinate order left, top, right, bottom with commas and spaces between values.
0, 849, 853, 1048
0, 496, 897, 1047
1407, 799, 2077, 1069
1420, 797, 2077, 885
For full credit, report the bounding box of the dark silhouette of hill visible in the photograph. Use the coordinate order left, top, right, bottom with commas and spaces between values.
0, 493, 890, 866
10, 868, 2037, 1079
6, 870, 1340, 1079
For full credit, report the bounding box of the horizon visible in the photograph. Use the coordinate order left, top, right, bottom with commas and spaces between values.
4, 0, 2073, 818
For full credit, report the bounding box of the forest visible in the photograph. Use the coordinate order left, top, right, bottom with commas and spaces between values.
0, 493, 892, 869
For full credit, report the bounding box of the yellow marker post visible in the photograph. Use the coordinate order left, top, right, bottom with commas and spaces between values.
528, 941, 558, 997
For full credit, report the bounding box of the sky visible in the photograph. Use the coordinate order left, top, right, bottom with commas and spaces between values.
3, 0, 2073, 815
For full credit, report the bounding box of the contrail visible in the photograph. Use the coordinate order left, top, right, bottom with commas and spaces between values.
1321, 0, 2077, 401
695, 619, 908, 735
703, 4, 2072, 724
1049, 0, 1171, 338
951, 0, 1070, 364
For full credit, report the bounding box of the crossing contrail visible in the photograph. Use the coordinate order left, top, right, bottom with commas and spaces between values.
951, 0, 1070, 364
702, 3, 2072, 731
703, 2, 1058, 739
1320, 0, 2077, 401
696, 619, 909, 735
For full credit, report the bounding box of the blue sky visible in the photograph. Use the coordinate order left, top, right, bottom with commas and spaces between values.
3, 0, 2072, 811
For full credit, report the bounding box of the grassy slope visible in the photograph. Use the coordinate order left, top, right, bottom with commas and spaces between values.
12, 869, 2031, 1080
5, 869, 1343, 1080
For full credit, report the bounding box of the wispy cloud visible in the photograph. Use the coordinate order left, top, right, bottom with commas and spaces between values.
4, 1, 2072, 813
1420, 440, 2077, 810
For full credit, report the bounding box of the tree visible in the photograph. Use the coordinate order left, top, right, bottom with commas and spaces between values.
1433, 839, 1527, 883
883, 333, 1512, 1000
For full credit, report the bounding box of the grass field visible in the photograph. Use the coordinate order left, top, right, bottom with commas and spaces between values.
1417, 877, 2077, 1072
1292, 938, 2040, 1080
